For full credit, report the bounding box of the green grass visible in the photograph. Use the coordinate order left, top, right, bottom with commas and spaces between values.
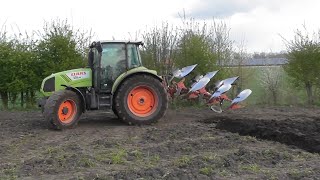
174, 156, 192, 167
45, 146, 60, 156
218, 169, 231, 177
0, 162, 18, 180
202, 153, 219, 162
150, 154, 160, 165
240, 164, 261, 173
80, 157, 96, 167
288, 168, 314, 179
199, 166, 213, 175
110, 149, 127, 164
131, 150, 143, 160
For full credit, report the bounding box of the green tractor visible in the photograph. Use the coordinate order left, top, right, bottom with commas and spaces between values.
38, 41, 168, 130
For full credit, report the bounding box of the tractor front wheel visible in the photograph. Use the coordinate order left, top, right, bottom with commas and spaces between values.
115, 74, 168, 125
44, 90, 82, 130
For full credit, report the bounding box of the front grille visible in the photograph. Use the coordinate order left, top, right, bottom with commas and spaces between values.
61, 74, 71, 82
43, 77, 55, 92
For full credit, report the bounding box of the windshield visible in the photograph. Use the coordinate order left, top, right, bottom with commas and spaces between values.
127, 44, 142, 68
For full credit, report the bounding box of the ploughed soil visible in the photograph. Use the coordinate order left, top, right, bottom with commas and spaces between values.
0, 107, 319, 179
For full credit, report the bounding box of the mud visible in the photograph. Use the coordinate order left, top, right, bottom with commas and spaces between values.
203, 107, 320, 153
0, 107, 319, 179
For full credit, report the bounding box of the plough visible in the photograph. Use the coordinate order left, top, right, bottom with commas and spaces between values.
165, 64, 252, 113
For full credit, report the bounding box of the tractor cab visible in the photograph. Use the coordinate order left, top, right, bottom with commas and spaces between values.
88, 41, 143, 92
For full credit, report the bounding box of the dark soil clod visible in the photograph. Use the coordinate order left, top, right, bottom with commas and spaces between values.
203, 107, 320, 153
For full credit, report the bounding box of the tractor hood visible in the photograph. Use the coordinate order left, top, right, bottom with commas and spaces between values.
40, 68, 92, 97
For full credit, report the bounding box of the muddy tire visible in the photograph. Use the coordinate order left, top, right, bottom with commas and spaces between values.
114, 74, 168, 125
112, 90, 120, 118
43, 90, 82, 130
112, 104, 119, 118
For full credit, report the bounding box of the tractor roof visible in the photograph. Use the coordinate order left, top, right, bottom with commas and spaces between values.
99, 40, 143, 45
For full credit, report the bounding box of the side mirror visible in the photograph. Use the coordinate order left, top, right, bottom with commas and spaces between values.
89, 41, 96, 48
88, 49, 94, 69
96, 41, 103, 53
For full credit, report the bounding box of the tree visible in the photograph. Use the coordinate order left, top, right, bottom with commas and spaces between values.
283, 26, 320, 105
12, 33, 38, 107
209, 21, 233, 67
175, 17, 221, 77
37, 19, 93, 77
176, 32, 217, 75
140, 17, 233, 81
0, 37, 14, 109
0, 29, 39, 108
259, 67, 283, 105
176, 17, 233, 80
228, 40, 253, 98
0, 19, 93, 109
140, 22, 178, 75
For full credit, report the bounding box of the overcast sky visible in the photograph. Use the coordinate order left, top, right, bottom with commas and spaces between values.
1, 0, 320, 53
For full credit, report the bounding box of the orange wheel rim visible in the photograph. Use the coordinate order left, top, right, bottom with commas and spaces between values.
127, 86, 158, 117
58, 99, 77, 124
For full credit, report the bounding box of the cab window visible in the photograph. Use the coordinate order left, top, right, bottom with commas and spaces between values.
101, 43, 126, 81
127, 44, 141, 68
99, 43, 127, 90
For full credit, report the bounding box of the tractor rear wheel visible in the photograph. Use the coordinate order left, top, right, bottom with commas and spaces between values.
115, 74, 168, 125
112, 104, 119, 118
44, 90, 82, 130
